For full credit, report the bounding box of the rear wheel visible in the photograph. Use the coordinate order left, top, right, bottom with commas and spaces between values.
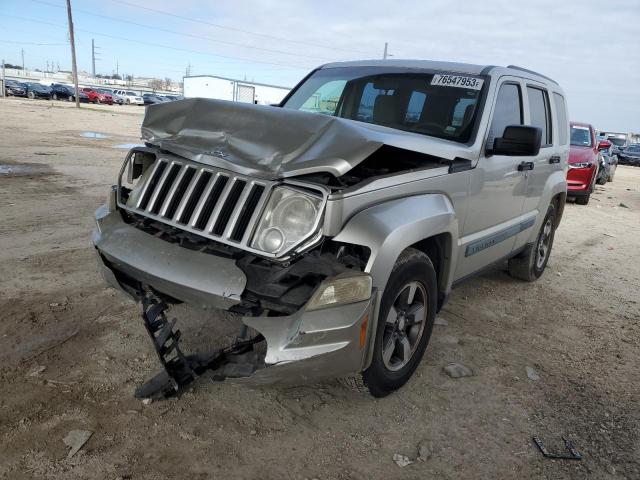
362, 248, 436, 397
508, 203, 557, 281
52, 93, 58, 100
28, 91, 35, 99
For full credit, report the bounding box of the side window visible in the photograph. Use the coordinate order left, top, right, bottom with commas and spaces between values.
299, 79, 347, 116
553, 93, 568, 145
488, 83, 522, 146
527, 86, 552, 146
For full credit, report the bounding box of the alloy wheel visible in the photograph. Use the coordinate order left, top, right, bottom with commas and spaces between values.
536, 218, 553, 269
382, 281, 428, 371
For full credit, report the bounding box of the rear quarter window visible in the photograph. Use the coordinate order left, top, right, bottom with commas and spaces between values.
527, 86, 552, 146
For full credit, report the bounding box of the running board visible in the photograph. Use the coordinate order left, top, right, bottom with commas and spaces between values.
135, 293, 263, 399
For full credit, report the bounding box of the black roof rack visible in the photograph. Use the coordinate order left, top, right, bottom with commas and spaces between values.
506, 65, 558, 85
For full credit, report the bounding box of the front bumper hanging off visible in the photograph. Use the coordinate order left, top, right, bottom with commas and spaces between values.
93, 208, 376, 394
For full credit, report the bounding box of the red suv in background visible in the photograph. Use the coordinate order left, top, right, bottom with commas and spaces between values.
82, 87, 114, 105
567, 122, 600, 205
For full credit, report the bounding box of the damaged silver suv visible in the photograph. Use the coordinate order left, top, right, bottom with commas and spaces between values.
93, 60, 569, 398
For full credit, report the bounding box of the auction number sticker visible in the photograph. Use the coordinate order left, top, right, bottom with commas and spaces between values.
431, 74, 484, 90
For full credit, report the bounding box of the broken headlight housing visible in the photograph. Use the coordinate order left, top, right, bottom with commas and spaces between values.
251, 186, 322, 255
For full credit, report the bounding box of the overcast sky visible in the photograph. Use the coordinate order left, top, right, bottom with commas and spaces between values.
2, 0, 639, 131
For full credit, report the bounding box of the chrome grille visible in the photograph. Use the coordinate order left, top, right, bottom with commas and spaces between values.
123, 158, 274, 247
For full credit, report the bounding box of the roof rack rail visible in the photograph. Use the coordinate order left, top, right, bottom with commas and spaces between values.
506, 65, 558, 85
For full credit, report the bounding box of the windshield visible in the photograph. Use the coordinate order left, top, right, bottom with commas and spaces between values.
607, 137, 626, 146
570, 126, 592, 147
283, 67, 485, 143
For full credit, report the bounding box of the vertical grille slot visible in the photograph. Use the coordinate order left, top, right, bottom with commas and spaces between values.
231, 184, 265, 241
194, 175, 229, 230
213, 180, 246, 236
178, 171, 212, 224
164, 167, 196, 219
150, 163, 181, 214
138, 161, 167, 210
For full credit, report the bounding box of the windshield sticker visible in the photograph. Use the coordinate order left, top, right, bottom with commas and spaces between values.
431, 74, 484, 90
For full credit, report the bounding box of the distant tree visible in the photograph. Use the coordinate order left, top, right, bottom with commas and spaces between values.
111, 73, 122, 80
149, 79, 164, 91
164, 77, 172, 89
3, 63, 23, 70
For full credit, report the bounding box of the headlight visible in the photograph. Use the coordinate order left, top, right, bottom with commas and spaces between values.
251, 187, 322, 254
569, 162, 592, 169
306, 274, 372, 311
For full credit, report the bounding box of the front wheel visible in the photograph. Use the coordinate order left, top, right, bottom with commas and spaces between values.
28, 91, 35, 99
508, 203, 557, 281
362, 248, 437, 397
52, 93, 58, 100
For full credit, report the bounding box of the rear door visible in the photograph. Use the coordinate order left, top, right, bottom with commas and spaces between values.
455, 78, 529, 280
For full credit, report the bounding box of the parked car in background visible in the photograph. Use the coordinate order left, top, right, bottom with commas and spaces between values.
605, 134, 629, 155
51, 83, 75, 101
142, 93, 165, 105
82, 87, 114, 105
163, 95, 184, 101
5, 79, 27, 97
25, 83, 52, 100
596, 140, 618, 182
113, 89, 144, 105
567, 122, 599, 205
618, 144, 640, 166
98, 88, 124, 105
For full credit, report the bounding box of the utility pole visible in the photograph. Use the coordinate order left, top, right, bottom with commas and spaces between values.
92, 39, 96, 77
116, 60, 119, 77
66, 0, 80, 108
383, 42, 388, 60
21, 49, 25, 70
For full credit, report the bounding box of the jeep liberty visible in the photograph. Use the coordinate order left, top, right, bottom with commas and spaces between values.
93, 60, 569, 398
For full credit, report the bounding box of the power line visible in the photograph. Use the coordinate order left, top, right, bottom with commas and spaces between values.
0, 39, 67, 46
30, 0, 340, 62
0, 13, 315, 71
107, 0, 378, 56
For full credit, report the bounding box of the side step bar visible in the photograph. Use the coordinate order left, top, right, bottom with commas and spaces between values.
135, 293, 263, 399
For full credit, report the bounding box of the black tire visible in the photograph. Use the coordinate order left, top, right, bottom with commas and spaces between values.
362, 248, 437, 397
508, 203, 557, 281
93, 98, 99, 104
597, 175, 607, 185
576, 194, 589, 205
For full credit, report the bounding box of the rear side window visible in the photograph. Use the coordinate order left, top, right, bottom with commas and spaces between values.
488, 83, 522, 146
553, 93, 568, 145
527, 87, 552, 146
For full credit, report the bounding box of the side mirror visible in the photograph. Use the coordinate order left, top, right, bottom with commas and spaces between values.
597, 140, 611, 151
491, 125, 542, 156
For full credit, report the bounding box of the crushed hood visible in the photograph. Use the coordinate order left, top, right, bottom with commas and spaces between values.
140, 98, 460, 179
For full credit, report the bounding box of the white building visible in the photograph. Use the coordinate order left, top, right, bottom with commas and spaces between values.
183, 75, 291, 105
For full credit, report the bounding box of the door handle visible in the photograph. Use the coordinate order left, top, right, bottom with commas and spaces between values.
549, 155, 561, 164
518, 161, 534, 171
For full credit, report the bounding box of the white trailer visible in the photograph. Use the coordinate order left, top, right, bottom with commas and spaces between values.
183, 75, 291, 105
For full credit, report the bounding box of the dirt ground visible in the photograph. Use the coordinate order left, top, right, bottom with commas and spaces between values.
0, 97, 638, 480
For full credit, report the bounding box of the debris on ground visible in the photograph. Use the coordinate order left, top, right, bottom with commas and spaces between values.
443, 363, 473, 378
434, 317, 448, 326
526, 366, 540, 381
532, 436, 581, 460
619, 203, 629, 208
417, 440, 433, 462
392, 453, 413, 467
28, 366, 46, 376
142, 398, 153, 406
63, 430, 93, 458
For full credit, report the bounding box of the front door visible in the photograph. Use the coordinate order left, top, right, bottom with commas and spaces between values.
454, 79, 529, 280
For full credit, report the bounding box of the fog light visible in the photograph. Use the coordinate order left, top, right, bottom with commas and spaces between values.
306, 274, 372, 311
